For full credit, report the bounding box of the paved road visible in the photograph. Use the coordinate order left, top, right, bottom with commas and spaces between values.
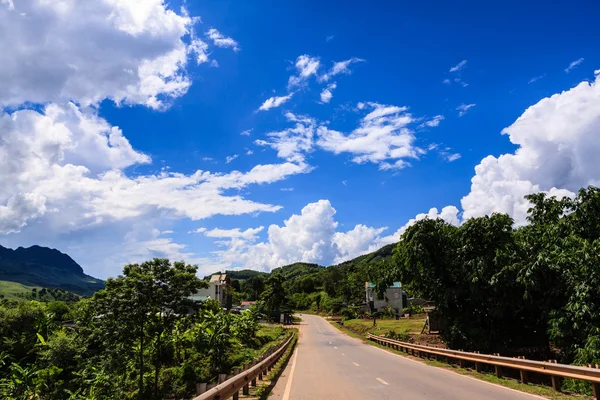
273, 314, 542, 400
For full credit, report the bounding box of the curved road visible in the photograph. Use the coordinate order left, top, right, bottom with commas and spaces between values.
271, 314, 542, 400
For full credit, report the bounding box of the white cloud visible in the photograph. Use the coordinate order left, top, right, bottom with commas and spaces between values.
210, 60, 219, 68
319, 57, 364, 82
421, 115, 445, 128
288, 55, 320, 88
454, 78, 469, 87
445, 153, 461, 162
565, 58, 584, 73
241, 129, 253, 136
225, 154, 238, 163
456, 103, 476, 117
443, 79, 451, 85
374, 206, 460, 248
200, 201, 461, 271
202, 227, 264, 240
0, 0, 232, 110
317, 102, 422, 170
0, 103, 311, 276
326, 35, 334, 42
461, 73, 600, 225
449, 60, 468, 73
255, 112, 316, 163
332, 224, 387, 263
528, 74, 546, 84
320, 83, 337, 103
246, 150, 254, 155
206, 28, 239, 51
280, 188, 294, 192
258, 93, 294, 111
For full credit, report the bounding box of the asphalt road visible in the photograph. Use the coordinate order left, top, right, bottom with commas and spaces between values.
271, 314, 542, 400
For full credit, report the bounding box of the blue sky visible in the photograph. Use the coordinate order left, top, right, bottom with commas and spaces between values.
1, 0, 600, 278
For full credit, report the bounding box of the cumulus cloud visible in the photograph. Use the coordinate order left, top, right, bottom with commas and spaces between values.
258, 93, 294, 111
461, 72, 600, 225
320, 83, 337, 103
457, 103, 476, 117
206, 28, 239, 51
288, 55, 320, 88
449, 60, 468, 73
565, 58, 584, 73
0, 0, 235, 110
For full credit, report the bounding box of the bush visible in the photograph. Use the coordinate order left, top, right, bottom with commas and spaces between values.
384, 330, 413, 342
402, 303, 425, 315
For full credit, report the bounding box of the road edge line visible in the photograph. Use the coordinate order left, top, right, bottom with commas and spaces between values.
281, 347, 299, 400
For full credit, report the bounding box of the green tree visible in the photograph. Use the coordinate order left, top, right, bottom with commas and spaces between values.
88, 259, 205, 399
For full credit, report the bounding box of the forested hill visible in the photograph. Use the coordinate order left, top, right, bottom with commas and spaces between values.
0, 244, 104, 296
227, 243, 397, 308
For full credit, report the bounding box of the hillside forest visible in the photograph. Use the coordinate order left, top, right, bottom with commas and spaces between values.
0, 260, 291, 400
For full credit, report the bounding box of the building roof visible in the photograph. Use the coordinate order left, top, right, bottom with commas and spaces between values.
241, 301, 256, 306
210, 273, 227, 283
365, 282, 401, 289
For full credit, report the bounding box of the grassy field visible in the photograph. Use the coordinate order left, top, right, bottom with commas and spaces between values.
0, 280, 42, 301
343, 316, 427, 336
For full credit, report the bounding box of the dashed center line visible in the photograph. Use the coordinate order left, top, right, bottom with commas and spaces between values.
376, 377, 389, 385
353, 362, 360, 367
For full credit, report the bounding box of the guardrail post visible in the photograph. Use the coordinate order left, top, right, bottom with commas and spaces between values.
243, 383, 250, 395
520, 369, 528, 384
592, 382, 600, 400
259, 372, 263, 380
233, 390, 239, 400
251, 377, 257, 387
195, 383, 207, 395
475, 362, 482, 372
551, 375, 561, 392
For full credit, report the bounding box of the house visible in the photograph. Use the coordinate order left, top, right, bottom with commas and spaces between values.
365, 281, 407, 314
190, 273, 230, 308
240, 301, 256, 310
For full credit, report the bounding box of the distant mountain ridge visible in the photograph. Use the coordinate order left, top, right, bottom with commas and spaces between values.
0, 244, 104, 296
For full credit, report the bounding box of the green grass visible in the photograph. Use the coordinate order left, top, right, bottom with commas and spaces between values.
0, 280, 42, 301
343, 316, 427, 336
330, 321, 588, 400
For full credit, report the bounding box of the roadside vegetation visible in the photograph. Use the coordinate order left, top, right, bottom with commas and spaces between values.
0, 259, 290, 400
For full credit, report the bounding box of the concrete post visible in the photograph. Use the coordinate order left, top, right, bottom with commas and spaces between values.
551, 375, 561, 392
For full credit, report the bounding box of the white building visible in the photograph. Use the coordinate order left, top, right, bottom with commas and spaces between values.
365, 281, 406, 313
189, 273, 229, 307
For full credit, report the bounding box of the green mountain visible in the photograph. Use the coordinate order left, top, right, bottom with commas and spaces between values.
0, 244, 104, 296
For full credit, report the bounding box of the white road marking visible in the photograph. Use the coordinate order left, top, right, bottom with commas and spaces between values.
334, 346, 337, 349
353, 362, 360, 367
376, 377, 389, 385
282, 348, 299, 400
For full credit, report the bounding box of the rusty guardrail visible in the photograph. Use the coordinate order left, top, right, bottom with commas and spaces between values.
367, 333, 600, 398
193, 332, 295, 400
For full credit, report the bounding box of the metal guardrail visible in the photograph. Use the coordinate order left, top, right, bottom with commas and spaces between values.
367, 333, 600, 398
193, 332, 295, 400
